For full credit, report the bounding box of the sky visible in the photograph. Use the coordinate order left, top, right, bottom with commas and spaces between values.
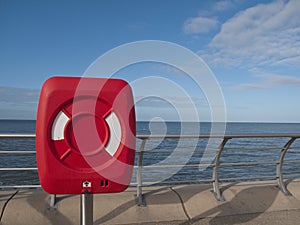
0, 0, 300, 122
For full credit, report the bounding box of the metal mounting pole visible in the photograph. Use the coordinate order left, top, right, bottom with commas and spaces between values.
136, 139, 146, 206
80, 193, 93, 225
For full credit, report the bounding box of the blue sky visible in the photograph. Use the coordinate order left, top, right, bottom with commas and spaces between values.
0, 0, 300, 122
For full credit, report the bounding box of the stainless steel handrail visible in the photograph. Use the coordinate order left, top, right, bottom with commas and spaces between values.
135, 134, 300, 202
0, 134, 36, 138
1, 133, 300, 203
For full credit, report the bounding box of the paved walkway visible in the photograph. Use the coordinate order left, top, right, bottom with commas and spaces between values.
1, 180, 300, 225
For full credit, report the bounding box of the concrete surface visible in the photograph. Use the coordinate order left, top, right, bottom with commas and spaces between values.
1, 180, 300, 225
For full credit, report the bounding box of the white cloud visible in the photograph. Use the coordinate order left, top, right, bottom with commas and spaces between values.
233, 83, 267, 90
182, 0, 236, 35
0, 87, 39, 119
213, 0, 235, 11
263, 73, 300, 86
201, 0, 300, 68
0, 87, 39, 103
135, 96, 208, 108
135, 96, 212, 122
183, 17, 219, 34
233, 70, 300, 90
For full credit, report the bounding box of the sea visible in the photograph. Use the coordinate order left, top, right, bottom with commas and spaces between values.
0, 120, 300, 186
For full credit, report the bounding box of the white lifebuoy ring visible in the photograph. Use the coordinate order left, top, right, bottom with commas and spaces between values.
51, 110, 122, 157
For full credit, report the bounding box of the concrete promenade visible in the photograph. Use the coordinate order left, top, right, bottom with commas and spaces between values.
1, 180, 300, 225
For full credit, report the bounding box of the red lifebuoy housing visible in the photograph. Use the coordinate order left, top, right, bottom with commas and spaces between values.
36, 76, 136, 194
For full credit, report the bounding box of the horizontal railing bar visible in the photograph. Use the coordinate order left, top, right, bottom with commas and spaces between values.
154, 179, 212, 184
137, 134, 300, 139
133, 163, 213, 169
3, 134, 300, 139
0, 160, 296, 171
219, 175, 276, 181
225, 147, 281, 151
142, 147, 283, 153
0, 162, 295, 172
0, 134, 36, 138
0, 149, 289, 154
220, 161, 276, 167
130, 179, 213, 186
0, 148, 293, 154
0, 168, 37, 171
132, 175, 297, 185
0, 185, 41, 189
0, 163, 294, 171
141, 149, 209, 153
0, 151, 36, 154
131, 175, 279, 185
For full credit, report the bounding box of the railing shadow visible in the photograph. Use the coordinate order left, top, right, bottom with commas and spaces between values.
25, 190, 73, 225
179, 184, 281, 225
94, 187, 170, 225
94, 184, 212, 224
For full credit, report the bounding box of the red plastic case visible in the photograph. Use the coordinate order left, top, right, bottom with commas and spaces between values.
36, 77, 136, 194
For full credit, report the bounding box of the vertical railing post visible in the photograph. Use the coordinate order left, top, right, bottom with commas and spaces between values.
136, 139, 146, 206
212, 137, 230, 201
277, 137, 297, 195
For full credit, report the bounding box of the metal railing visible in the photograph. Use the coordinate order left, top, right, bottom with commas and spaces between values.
1, 134, 300, 205
0, 134, 39, 189
135, 134, 300, 203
